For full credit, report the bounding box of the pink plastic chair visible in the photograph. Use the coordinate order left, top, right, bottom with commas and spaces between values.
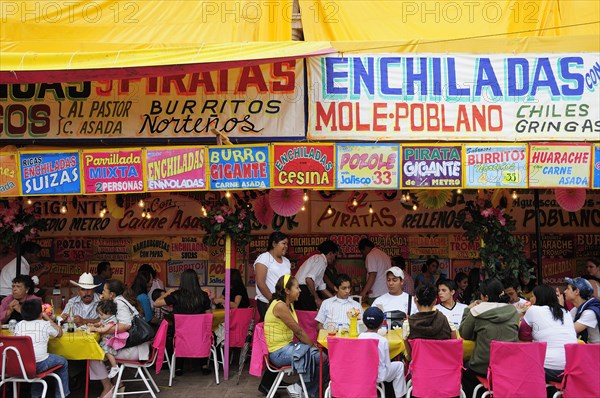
249, 322, 309, 398
474, 341, 547, 398
407, 339, 465, 398
169, 314, 219, 387
112, 319, 168, 398
218, 308, 254, 369
559, 343, 600, 398
325, 337, 384, 398
295, 310, 318, 342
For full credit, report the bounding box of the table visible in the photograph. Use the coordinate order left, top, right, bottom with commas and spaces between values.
2, 329, 103, 398
212, 309, 225, 330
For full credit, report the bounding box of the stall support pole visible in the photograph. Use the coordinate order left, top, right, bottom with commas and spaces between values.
224, 236, 232, 380
533, 189, 543, 282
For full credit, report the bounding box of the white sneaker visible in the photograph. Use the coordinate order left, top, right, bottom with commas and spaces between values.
286, 383, 302, 398
108, 366, 120, 378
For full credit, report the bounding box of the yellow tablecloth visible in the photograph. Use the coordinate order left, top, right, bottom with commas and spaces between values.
212, 309, 225, 330
317, 329, 475, 360
2, 329, 104, 361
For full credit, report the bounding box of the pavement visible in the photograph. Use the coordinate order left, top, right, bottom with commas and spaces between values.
68, 361, 293, 398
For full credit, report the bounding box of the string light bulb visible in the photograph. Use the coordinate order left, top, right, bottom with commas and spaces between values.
512, 190, 518, 199
457, 189, 462, 194
138, 199, 145, 208
303, 190, 309, 202
225, 191, 231, 198
26, 198, 33, 205
352, 197, 358, 206
369, 204, 374, 214
301, 205, 306, 212
326, 205, 333, 215
145, 212, 152, 219
141, 209, 146, 218
405, 192, 411, 201
60, 202, 67, 214
99, 207, 107, 218
412, 204, 418, 211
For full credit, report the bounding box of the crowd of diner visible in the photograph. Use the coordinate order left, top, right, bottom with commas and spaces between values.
0, 233, 598, 398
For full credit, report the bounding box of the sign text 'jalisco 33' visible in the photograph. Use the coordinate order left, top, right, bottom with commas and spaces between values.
0, 61, 305, 141
308, 53, 600, 141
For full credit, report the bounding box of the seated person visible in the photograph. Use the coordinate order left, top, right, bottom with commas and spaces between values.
62, 272, 101, 326
358, 307, 406, 398
502, 276, 528, 307
459, 279, 519, 397
315, 274, 362, 330
15, 300, 70, 398
519, 284, 577, 382
212, 268, 250, 309
0, 275, 41, 323
392, 256, 413, 295
402, 285, 455, 359
151, 289, 172, 323
435, 279, 468, 326
372, 267, 417, 328
562, 277, 599, 343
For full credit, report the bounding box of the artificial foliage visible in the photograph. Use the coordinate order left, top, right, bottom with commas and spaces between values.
199, 196, 256, 251
0, 199, 42, 247
462, 198, 528, 280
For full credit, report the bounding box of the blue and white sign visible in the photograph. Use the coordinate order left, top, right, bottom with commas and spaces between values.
594, 145, 600, 189
19, 152, 81, 195
208, 145, 270, 189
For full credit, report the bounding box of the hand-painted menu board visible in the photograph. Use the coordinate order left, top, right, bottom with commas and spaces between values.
464, 144, 527, 188
19, 151, 81, 195
146, 147, 206, 191
401, 145, 462, 188
528, 143, 591, 188
594, 145, 600, 189
336, 143, 399, 189
82, 149, 145, 193
0, 151, 19, 196
208, 145, 270, 189
272, 143, 335, 188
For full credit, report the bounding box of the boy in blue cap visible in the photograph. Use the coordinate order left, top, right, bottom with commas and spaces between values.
358, 307, 406, 397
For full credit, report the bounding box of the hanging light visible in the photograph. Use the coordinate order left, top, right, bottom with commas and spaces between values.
512, 190, 518, 199
401, 193, 406, 202
457, 189, 462, 194
412, 203, 418, 211
225, 191, 231, 198
303, 190, 309, 202
141, 209, 147, 218
369, 204, 374, 214
352, 197, 358, 206
326, 205, 333, 215
405, 192, 411, 201
60, 202, 67, 214
145, 212, 152, 219
26, 198, 33, 205
301, 205, 306, 212
138, 199, 145, 208
99, 207, 107, 218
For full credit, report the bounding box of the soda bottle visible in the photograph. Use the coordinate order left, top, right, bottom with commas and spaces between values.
381, 313, 389, 335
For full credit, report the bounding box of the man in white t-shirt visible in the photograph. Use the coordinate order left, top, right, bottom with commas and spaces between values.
435, 279, 468, 326
359, 238, 391, 303
372, 267, 417, 328
564, 277, 600, 343
0, 242, 41, 298
502, 277, 528, 308
295, 240, 337, 310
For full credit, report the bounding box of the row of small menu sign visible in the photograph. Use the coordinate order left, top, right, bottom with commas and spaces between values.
1, 142, 599, 196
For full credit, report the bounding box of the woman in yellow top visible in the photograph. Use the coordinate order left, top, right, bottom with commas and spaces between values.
265, 274, 328, 398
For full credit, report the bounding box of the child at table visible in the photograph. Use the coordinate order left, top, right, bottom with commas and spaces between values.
358, 307, 406, 398
14, 299, 70, 398
88, 300, 122, 378
315, 273, 362, 330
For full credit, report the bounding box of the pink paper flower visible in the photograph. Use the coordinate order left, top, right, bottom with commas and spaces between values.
214, 215, 225, 223
12, 224, 24, 233
481, 209, 494, 218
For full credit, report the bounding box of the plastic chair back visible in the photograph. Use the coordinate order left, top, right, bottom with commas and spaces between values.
230, 308, 254, 348
488, 341, 547, 398
328, 337, 379, 398
409, 338, 464, 398
173, 314, 214, 358
0, 336, 37, 378
296, 310, 318, 342
153, 320, 169, 374
249, 322, 268, 377
562, 343, 600, 398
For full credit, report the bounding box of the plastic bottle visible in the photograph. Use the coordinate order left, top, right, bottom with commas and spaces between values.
337, 323, 343, 335
61, 296, 66, 310
381, 313, 389, 335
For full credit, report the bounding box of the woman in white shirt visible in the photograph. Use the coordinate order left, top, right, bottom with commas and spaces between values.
254, 231, 290, 322
519, 284, 577, 382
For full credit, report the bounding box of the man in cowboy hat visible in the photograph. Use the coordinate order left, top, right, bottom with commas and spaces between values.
62, 272, 101, 326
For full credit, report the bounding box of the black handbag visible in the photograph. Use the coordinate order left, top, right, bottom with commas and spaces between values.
117, 298, 155, 348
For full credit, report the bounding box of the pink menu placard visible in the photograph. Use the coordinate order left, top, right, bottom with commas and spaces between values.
82, 149, 145, 193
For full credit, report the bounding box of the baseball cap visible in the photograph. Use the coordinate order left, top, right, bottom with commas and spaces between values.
565, 277, 594, 299
363, 307, 384, 330
386, 266, 404, 280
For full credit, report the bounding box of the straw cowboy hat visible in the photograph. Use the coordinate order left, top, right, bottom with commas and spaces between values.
70, 272, 101, 289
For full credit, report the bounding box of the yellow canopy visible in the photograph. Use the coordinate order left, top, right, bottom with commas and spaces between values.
0, 0, 334, 82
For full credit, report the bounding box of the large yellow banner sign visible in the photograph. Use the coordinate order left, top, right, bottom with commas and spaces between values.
1, 61, 305, 141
